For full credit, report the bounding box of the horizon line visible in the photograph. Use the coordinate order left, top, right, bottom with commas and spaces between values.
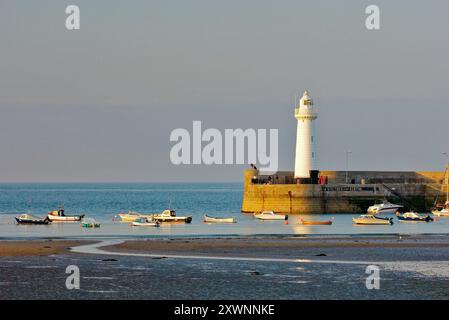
0, 181, 243, 184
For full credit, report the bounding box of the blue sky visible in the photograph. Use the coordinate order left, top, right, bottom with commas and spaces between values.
0, 1, 448, 182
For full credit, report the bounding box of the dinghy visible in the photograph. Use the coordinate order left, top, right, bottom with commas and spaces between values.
254, 211, 288, 221
131, 217, 160, 227
300, 219, 332, 225
47, 206, 85, 222
116, 211, 151, 222
352, 214, 393, 225
15, 214, 50, 225
204, 214, 236, 223
397, 212, 433, 222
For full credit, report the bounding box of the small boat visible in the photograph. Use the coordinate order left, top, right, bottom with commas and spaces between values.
367, 201, 403, 215
153, 209, 192, 223
300, 219, 332, 225
352, 214, 393, 225
204, 214, 236, 223
433, 165, 449, 216
80, 218, 100, 228
254, 211, 288, 221
131, 217, 160, 227
116, 211, 151, 222
15, 214, 50, 225
397, 211, 433, 222
47, 206, 85, 222
432, 201, 449, 217
433, 207, 449, 217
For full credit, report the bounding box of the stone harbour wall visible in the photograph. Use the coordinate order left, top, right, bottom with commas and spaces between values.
241, 170, 446, 214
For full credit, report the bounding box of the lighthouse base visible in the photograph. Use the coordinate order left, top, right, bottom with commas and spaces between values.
294, 170, 320, 184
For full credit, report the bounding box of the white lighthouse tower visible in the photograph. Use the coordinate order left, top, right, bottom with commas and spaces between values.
294, 90, 318, 179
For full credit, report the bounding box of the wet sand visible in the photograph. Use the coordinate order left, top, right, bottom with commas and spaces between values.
104, 235, 449, 257
99, 235, 449, 263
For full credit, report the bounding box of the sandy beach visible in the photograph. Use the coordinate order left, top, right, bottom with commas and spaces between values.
0, 240, 88, 257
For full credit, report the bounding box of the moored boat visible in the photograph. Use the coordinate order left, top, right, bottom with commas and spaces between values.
433, 208, 449, 217
80, 217, 100, 228
300, 219, 332, 225
204, 214, 236, 223
352, 214, 393, 225
254, 211, 288, 221
397, 211, 433, 222
432, 201, 449, 217
47, 207, 85, 222
367, 201, 403, 215
433, 164, 449, 217
131, 217, 160, 227
15, 214, 50, 225
116, 211, 151, 222
153, 210, 192, 223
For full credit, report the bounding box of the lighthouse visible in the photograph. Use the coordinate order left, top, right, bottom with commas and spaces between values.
294, 90, 318, 179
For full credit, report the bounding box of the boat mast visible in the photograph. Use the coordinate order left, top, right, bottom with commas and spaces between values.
443, 152, 449, 203
444, 152, 449, 203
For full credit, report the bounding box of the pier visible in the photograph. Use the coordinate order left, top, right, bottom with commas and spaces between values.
242, 169, 446, 214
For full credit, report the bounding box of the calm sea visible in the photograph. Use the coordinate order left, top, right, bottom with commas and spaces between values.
1, 183, 448, 238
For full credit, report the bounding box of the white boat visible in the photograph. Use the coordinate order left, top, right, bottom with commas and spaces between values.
153, 209, 192, 223
433, 164, 449, 217
254, 211, 288, 221
367, 201, 403, 214
47, 207, 85, 222
116, 211, 151, 222
352, 214, 393, 225
15, 214, 50, 225
433, 202, 449, 217
204, 214, 236, 223
397, 211, 433, 222
131, 217, 160, 227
